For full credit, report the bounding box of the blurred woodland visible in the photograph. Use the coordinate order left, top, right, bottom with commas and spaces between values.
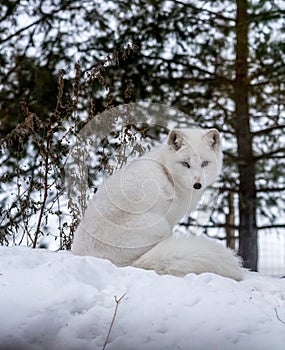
0, 0, 285, 271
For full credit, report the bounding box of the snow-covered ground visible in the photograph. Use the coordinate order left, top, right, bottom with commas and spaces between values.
259, 231, 285, 277
1, 246, 285, 350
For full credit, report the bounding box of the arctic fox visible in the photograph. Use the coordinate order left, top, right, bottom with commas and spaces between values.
72, 128, 243, 281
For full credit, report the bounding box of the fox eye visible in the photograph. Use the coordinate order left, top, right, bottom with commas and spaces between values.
181, 161, 191, 169
201, 161, 209, 168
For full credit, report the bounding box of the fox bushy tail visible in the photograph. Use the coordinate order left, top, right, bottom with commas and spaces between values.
132, 235, 244, 281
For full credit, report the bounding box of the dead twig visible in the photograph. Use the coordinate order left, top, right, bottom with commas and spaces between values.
102, 293, 126, 350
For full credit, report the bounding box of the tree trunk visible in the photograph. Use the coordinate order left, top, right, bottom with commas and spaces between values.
226, 192, 236, 251
234, 0, 258, 270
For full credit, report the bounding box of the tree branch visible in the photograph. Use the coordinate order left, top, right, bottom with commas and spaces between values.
252, 124, 285, 137
0, 0, 21, 22
257, 187, 285, 193
258, 224, 285, 230
0, 1, 77, 45
255, 148, 285, 161
173, 0, 236, 22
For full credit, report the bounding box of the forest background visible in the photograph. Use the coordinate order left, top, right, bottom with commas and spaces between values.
0, 0, 284, 273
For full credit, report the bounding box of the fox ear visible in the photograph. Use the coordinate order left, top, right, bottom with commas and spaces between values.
167, 129, 186, 151
203, 129, 220, 150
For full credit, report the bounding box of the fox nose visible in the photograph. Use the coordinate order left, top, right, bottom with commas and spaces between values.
193, 182, 202, 190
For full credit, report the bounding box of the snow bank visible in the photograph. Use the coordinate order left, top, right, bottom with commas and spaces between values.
0, 246, 284, 350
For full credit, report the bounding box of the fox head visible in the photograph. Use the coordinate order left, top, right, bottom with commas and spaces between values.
165, 128, 222, 191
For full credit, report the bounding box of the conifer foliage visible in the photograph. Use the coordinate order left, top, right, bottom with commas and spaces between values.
0, 0, 284, 270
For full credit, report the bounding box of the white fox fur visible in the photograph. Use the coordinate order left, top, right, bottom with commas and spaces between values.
132, 235, 244, 281
72, 128, 244, 281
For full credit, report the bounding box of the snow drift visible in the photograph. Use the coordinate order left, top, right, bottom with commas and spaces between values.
0, 246, 285, 350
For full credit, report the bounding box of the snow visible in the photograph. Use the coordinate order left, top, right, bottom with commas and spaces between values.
0, 247, 285, 350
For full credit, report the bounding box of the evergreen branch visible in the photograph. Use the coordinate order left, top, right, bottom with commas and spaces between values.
0, 0, 21, 22
257, 187, 285, 193
0, 0, 78, 44
223, 151, 238, 160
258, 224, 285, 230
252, 125, 285, 137
250, 10, 285, 23
179, 222, 285, 231
255, 148, 285, 160
173, 0, 236, 22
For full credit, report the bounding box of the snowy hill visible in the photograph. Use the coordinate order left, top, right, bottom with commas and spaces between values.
0, 246, 285, 350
